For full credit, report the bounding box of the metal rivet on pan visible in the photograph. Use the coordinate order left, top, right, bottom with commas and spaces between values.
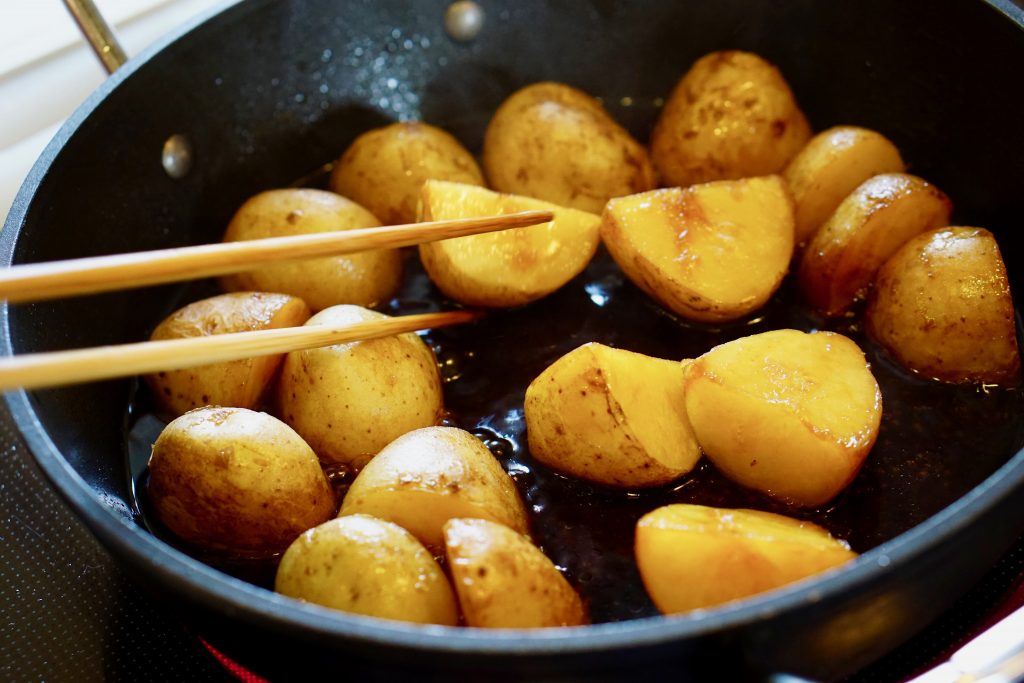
161, 134, 192, 179
444, 1, 484, 42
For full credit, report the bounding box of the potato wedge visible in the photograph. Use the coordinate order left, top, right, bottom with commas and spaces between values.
524, 342, 699, 487
483, 82, 656, 213
867, 227, 1020, 385
636, 504, 856, 614
418, 180, 601, 307
684, 329, 882, 507
798, 173, 952, 317
601, 175, 795, 323
782, 126, 906, 245
651, 50, 811, 187
339, 426, 529, 549
276, 515, 458, 626
443, 518, 587, 628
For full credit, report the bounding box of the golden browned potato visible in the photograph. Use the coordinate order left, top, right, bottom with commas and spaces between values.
651, 51, 811, 187
329, 121, 485, 225
443, 518, 587, 628
783, 126, 906, 245
418, 180, 601, 307
798, 173, 952, 317
220, 189, 401, 310
684, 330, 882, 507
276, 305, 443, 468
148, 406, 335, 555
339, 426, 529, 550
635, 504, 856, 614
601, 175, 795, 323
483, 82, 656, 214
275, 515, 458, 625
524, 343, 700, 487
867, 227, 1020, 385
144, 292, 310, 417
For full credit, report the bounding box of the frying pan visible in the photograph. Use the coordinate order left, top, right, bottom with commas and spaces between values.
3, 0, 1024, 679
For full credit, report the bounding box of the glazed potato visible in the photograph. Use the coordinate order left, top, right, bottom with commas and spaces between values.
524, 342, 700, 487
684, 330, 882, 507
636, 504, 856, 614
276, 305, 443, 468
339, 426, 529, 549
276, 515, 458, 626
220, 189, 402, 310
601, 175, 795, 323
798, 173, 952, 317
145, 292, 310, 417
443, 518, 587, 628
651, 51, 811, 187
483, 82, 656, 214
418, 180, 601, 307
867, 227, 1020, 385
783, 126, 906, 245
329, 122, 485, 225
148, 407, 335, 555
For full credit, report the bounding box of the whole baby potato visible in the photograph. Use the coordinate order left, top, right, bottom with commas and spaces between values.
145, 292, 311, 417
277, 305, 444, 468
276, 515, 458, 626
483, 82, 656, 213
148, 407, 335, 555
220, 189, 402, 310
651, 50, 811, 187
329, 121, 485, 225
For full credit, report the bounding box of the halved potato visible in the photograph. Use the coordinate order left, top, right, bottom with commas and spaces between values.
601, 175, 795, 323
798, 173, 952, 317
684, 329, 882, 507
782, 126, 906, 245
443, 518, 587, 628
867, 227, 1020, 385
636, 504, 857, 614
418, 180, 601, 307
524, 342, 700, 487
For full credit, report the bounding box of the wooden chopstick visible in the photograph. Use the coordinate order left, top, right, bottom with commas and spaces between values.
0, 309, 480, 392
0, 210, 553, 304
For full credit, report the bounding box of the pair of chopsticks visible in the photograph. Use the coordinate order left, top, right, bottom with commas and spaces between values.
0, 210, 553, 391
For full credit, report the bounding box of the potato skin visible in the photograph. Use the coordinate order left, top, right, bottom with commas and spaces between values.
867, 227, 1021, 385
220, 189, 402, 310
483, 82, 656, 213
651, 51, 811, 187
145, 292, 310, 417
276, 515, 458, 625
148, 407, 335, 555
330, 122, 485, 225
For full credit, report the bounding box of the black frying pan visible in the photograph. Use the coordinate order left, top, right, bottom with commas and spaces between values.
3, 0, 1024, 680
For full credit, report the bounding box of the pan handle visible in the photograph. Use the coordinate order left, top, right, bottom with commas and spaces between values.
61, 0, 128, 74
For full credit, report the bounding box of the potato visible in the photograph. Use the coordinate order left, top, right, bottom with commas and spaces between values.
443, 518, 587, 628
418, 180, 601, 307
144, 292, 310, 417
798, 173, 952, 317
329, 122, 485, 226
339, 426, 528, 549
524, 342, 700, 487
275, 515, 458, 626
783, 126, 906, 245
482, 82, 656, 214
684, 329, 882, 507
220, 189, 402, 310
651, 51, 811, 187
636, 504, 856, 614
866, 227, 1021, 385
601, 175, 795, 323
276, 305, 443, 468
148, 407, 335, 555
